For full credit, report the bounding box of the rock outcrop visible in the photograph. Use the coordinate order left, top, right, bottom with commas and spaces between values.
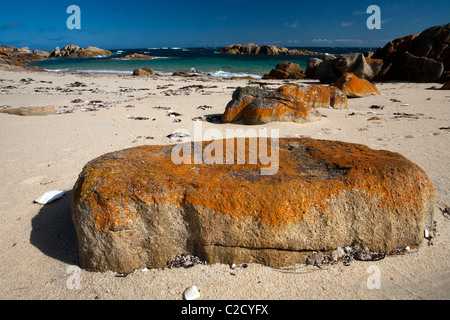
305, 24, 449, 83
0, 45, 48, 67
275, 84, 349, 109
312, 55, 341, 84
120, 53, 154, 60
132, 68, 154, 76
221, 86, 321, 125
50, 45, 112, 58
306, 54, 385, 84
72, 138, 436, 273
263, 62, 305, 79
333, 53, 384, 81
373, 23, 449, 81
221, 43, 323, 55
380, 51, 444, 83
334, 73, 380, 98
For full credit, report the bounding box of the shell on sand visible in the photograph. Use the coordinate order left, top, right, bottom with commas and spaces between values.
34, 190, 65, 204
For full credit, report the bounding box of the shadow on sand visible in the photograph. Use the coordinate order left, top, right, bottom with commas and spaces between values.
30, 190, 79, 266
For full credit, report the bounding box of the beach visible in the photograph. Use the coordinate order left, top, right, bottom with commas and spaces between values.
0, 68, 449, 300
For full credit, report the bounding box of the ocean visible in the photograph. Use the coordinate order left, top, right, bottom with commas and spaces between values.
28, 47, 377, 78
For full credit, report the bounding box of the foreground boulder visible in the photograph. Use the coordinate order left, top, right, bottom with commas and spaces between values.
276, 84, 348, 109
221, 86, 321, 125
72, 138, 436, 272
334, 73, 380, 98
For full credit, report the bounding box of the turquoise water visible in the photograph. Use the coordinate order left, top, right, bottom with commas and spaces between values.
29, 47, 376, 78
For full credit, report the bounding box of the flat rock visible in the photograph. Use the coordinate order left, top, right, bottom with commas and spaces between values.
72, 138, 436, 273
0, 106, 56, 116
221, 86, 321, 125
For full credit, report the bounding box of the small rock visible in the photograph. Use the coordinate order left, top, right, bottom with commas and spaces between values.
307, 251, 325, 267
330, 247, 345, 262
184, 285, 200, 300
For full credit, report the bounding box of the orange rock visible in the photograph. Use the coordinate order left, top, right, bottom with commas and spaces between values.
441, 81, 450, 90
221, 86, 321, 125
72, 138, 436, 272
276, 84, 349, 109
334, 72, 381, 98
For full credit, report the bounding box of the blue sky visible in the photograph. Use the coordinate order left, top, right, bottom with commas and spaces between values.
0, 0, 449, 50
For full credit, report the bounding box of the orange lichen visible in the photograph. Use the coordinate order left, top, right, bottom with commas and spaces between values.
72, 138, 436, 233
222, 86, 322, 124
334, 72, 380, 98
276, 84, 349, 109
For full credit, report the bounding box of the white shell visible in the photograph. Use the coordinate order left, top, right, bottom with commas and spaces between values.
34, 190, 66, 204
424, 229, 430, 238
184, 285, 200, 300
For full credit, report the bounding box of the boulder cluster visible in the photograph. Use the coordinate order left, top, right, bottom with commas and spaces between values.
307, 23, 449, 83
0, 44, 112, 69
49, 45, 112, 58
220, 43, 323, 56
221, 84, 349, 125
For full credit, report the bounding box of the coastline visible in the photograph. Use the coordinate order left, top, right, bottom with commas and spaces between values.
0, 67, 448, 300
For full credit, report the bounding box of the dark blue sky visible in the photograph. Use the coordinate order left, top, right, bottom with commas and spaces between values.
1, 0, 449, 50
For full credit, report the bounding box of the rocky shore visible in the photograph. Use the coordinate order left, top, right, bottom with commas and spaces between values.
306, 23, 449, 84
220, 43, 323, 55
0, 44, 113, 71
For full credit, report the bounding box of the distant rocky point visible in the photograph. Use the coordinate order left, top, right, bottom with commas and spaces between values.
220, 43, 323, 55
120, 53, 154, 60
49, 45, 112, 58
0, 44, 113, 71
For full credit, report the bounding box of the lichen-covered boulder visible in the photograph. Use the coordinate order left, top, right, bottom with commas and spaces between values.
334, 72, 381, 98
72, 138, 436, 273
276, 84, 349, 109
221, 86, 322, 125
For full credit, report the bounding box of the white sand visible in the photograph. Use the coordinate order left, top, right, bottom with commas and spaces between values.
0, 70, 448, 300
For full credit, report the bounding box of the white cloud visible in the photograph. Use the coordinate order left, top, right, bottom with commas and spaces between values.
353, 10, 367, 15
341, 21, 355, 27
284, 22, 299, 29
